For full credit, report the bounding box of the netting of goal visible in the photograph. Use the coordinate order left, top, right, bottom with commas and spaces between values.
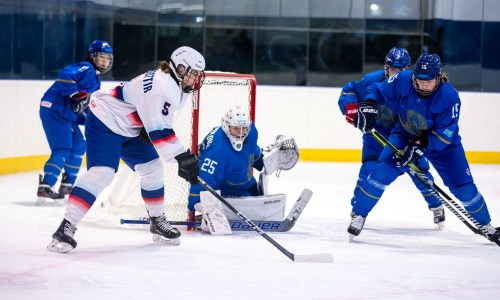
83, 72, 256, 227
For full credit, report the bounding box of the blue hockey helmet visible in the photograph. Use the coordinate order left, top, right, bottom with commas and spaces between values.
385, 47, 411, 69
413, 53, 442, 80
88, 40, 113, 74
412, 54, 443, 96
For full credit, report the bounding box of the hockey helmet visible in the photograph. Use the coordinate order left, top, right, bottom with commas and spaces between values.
221, 105, 251, 152
385, 47, 411, 69
169, 46, 206, 93
88, 40, 113, 74
412, 53, 443, 96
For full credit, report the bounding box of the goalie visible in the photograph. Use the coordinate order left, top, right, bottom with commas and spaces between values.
187, 105, 300, 234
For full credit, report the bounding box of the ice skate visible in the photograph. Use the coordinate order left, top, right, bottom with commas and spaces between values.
150, 214, 181, 245
431, 206, 445, 229
36, 174, 66, 205
348, 212, 366, 242
58, 172, 73, 196
47, 219, 77, 253
482, 224, 500, 244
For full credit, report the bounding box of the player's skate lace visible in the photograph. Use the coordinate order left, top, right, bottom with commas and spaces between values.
150, 214, 181, 239
431, 206, 445, 224
347, 212, 366, 236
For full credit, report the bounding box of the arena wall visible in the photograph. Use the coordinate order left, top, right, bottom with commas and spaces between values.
1, 80, 499, 174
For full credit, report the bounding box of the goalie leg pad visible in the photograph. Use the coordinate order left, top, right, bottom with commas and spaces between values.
199, 191, 232, 235
223, 194, 286, 222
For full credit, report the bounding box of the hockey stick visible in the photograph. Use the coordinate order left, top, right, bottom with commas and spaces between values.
121, 188, 313, 232
370, 128, 500, 246
197, 176, 333, 263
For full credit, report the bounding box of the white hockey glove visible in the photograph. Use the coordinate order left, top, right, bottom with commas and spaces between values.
263, 135, 299, 176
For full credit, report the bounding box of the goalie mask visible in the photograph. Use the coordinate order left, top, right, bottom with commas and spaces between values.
88, 40, 113, 74
169, 46, 206, 93
221, 105, 251, 151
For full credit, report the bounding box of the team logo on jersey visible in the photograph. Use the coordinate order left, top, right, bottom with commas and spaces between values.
402, 109, 427, 135
378, 105, 396, 129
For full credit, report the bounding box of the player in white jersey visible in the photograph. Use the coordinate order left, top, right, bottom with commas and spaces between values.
47, 46, 205, 253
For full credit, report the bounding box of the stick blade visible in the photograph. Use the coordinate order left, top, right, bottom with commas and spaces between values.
293, 253, 333, 263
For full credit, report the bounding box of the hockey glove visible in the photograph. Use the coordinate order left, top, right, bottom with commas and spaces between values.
345, 102, 378, 133
394, 144, 424, 168
70, 91, 90, 114
175, 150, 199, 185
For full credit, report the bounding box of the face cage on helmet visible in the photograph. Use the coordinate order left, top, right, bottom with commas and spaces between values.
223, 123, 250, 152
90, 52, 113, 74
384, 64, 409, 78
182, 70, 205, 93
412, 74, 442, 97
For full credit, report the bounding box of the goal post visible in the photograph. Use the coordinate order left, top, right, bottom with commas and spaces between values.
83, 72, 257, 227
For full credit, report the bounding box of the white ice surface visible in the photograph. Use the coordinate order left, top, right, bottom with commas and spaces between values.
1, 162, 499, 299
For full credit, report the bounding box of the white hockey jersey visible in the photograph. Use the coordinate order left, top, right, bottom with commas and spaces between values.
89, 69, 189, 162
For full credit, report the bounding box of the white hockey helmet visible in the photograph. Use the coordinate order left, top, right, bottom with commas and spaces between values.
221, 105, 251, 151
169, 46, 206, 93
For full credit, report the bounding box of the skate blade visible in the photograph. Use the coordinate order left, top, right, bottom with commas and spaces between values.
436, 222, 445, 230
47, 239, 74, 253
349, 234, 356, 242
36, 196, 67, 206
152, 234, 181, 246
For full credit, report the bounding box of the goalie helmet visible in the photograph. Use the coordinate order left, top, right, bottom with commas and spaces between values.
412, 53, 443, 96
169, 46, 206, 93
221, 105, 251, 152
384, 47, 411, 77
88, 40, 113, 74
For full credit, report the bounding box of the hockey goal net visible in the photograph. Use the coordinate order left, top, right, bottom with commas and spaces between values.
83, 72, 256, 227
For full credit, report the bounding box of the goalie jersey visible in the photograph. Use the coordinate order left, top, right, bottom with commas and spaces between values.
188, 123, 264, 211
89, 70, 188, 162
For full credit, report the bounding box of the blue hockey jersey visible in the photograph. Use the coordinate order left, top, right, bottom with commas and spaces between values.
338, 70, 398, 137
40, 61, 101, 122
188, 123, 264, 211
365, 70, 461, 154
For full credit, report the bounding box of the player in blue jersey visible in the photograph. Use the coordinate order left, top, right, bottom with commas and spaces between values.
187, 105, 299, 233
347, 53, 499, 242
340, 47, 445, 227
37, 40, 113, 205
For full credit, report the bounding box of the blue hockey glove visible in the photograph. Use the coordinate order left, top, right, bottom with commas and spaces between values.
395, 144, 424, 168
70, 91, 90, 114
346, 101, 378, 133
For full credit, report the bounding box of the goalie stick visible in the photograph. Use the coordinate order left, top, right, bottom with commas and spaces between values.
370, 128, 500, 246
197, 176, 333, 263
120, 188, 312, 232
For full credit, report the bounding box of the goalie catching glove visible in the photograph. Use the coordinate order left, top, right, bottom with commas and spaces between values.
263, 135, 299, 176
345, 101, 378, 133
175, 149, 199, 185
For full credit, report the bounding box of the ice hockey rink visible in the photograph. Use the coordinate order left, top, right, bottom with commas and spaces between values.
1, 161, 499, 300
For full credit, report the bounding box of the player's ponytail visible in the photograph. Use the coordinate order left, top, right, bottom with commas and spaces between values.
158, 60, 171, 74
